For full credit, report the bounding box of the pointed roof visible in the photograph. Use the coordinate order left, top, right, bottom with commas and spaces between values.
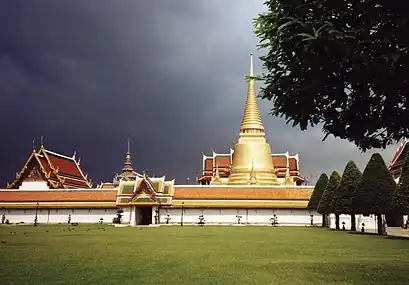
239, 53, 265, 136
7, 142, 93, 189
122, 136, 134, 173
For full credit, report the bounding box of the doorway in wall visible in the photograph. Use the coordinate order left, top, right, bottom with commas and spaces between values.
134, 207, 152, 225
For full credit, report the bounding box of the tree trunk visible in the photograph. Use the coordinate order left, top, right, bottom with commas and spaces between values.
322, 214, 326, 227
377, 214, 383, 235
350, 214, 356, 231
335, 214, 340, 230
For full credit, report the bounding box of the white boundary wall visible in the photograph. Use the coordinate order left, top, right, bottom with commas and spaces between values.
0, 207, 387, 230
0, 208, 119, 224
158, 208, 320, 226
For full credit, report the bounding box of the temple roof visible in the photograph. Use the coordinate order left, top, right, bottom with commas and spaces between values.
388, 140, 409, 169
6, 143, 93, 189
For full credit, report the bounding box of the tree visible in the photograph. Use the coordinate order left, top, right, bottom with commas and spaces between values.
254, 0, 409, 151
394, 154, 409, 223
307, 173, 328, 226
317, 171, 341, 228
331, 161, 362, 231
353, 153, 395, 235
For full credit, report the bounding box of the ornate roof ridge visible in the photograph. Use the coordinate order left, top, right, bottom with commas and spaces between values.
388, 140, 409, 169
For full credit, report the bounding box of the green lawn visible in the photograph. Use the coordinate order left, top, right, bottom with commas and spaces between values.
0, 225, 408, 285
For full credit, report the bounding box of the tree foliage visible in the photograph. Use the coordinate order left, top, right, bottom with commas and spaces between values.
332, 160, 362, 215
317, 171, 340, 214
307, 173, 328, 209
353, 153, 395, 215
254, 0, 409, 151
394, 154, 409, 214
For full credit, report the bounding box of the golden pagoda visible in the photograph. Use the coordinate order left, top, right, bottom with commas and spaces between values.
228, 53, 279, 185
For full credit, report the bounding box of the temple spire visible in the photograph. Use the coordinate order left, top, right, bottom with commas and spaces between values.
122, 135, 133, 173
239, 53, 265, 136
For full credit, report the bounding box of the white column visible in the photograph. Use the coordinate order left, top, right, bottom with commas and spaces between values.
130, 207, 136, 226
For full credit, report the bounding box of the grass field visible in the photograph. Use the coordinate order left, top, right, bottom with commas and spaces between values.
0, 225, 409, 285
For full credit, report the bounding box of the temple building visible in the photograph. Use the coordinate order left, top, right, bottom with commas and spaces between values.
6, 140, 93, 190
198, 150, 303, 186
3, 53, 384, 228
388, 139, 409, 183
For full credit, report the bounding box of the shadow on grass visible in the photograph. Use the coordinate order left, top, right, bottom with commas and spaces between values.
346, 230, 409, 241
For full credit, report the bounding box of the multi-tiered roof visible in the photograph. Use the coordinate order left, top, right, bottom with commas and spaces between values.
6, 142, 93, 189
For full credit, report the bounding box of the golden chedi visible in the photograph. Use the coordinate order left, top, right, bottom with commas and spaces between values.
228, 53, 279, 185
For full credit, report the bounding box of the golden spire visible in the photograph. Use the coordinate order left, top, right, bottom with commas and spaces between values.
210, 163, 222, 185
122, 135, 133, 173
239, 53, 265, 136
227, 53, 279, 185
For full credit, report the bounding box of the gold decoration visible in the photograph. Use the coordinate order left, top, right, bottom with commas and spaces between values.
228, 53, 279, 186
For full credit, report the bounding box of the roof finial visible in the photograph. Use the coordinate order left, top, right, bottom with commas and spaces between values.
121, 136, 135, 179
127, 134, 131, 154
239, 52, 265, 137
32, 139, 36, 151
40, 136, 44, 148
72, 150, 76, 159
249, 52, 254, 77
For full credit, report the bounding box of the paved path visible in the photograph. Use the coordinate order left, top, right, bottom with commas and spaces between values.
387, 227, 409, 238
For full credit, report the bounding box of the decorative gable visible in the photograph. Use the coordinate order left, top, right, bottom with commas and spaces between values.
115, 175, 175, 207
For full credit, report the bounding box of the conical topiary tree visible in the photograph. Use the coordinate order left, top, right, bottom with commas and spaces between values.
331, 161, 362, 231
394, 154, 409, 224
318, 171, 341, 228
353, 153, 395, 235
308, 173, 329, 227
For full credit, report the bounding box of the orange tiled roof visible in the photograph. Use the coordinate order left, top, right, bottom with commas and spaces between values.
0, 190, 117, 202
289, 158, 298, 171
272, 156, 286, 167
174, 186, 312, 200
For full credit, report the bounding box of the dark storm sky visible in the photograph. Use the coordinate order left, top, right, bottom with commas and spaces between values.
0, 0, 397, 186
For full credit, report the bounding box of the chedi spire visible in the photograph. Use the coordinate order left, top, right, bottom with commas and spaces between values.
239, 53, 265, 136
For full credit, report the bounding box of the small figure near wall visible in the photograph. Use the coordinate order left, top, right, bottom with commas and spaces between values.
165, 214, 171, 224
198, 215, 205, 226
236, 215, 242, 224
270, 214, 278, 226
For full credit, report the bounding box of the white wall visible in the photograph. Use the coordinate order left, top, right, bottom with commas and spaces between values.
327, 214, 378, 231
158, 207, 319, 226
19, 181, 49, 190
1, 208, 117, 224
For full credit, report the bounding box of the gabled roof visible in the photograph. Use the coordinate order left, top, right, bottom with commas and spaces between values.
388, 140, 409, 169
7, 144, 93, 189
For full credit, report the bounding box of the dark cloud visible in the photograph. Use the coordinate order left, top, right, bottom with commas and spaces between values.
0, 0, 398, 186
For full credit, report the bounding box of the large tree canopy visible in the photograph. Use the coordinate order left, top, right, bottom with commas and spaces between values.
254, 0, 409, 151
